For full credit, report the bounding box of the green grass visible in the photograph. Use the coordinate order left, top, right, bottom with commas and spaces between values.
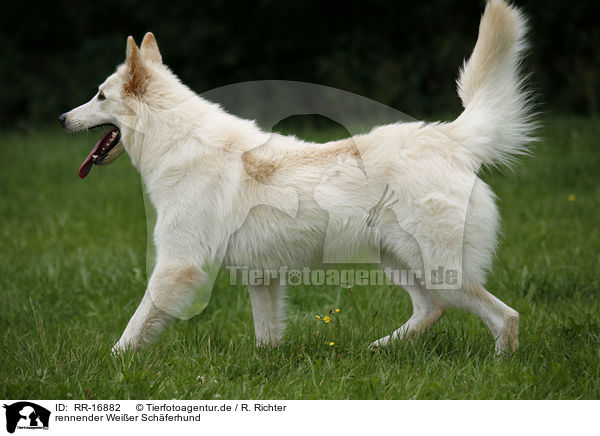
1, 116, 599, 399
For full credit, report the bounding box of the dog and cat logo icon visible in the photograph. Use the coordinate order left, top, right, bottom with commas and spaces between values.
3, 402, 50, 433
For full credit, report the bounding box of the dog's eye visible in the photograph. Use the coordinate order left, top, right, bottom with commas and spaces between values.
98, 91, 106, 101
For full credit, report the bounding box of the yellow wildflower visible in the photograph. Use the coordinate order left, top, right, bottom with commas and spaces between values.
568, 194, 576, 202
335, 308, 340, 313
323, 316, 331, 323
315, 315, 321, 320
329, 342, 335, 346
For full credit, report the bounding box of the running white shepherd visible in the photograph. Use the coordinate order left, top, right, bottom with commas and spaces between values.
60, 0, 536, 356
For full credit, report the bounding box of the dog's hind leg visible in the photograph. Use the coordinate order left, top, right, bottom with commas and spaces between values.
432, 284, 519, 356
370, 256, 446, 349
248, 281, 286, 347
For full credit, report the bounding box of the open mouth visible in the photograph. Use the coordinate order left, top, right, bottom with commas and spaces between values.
78, 125, 121, 179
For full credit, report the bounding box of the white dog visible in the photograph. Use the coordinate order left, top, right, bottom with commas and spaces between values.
60, 0, 535, 356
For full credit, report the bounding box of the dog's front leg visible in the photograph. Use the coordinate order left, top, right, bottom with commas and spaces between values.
248, 282, 286, 347
112, 261, 203, 354
112, 287, 173, 354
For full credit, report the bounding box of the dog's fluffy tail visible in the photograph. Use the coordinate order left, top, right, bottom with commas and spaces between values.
452, 0, 536, 168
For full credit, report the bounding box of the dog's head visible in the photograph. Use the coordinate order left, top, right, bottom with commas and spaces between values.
59, 33, 164, 178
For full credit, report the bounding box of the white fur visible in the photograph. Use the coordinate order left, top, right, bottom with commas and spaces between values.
62, 0, 534, 356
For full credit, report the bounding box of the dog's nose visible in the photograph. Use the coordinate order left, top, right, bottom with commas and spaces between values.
58, 113, 67, 127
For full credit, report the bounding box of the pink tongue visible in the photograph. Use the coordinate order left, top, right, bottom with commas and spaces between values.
78, 128, 118, 179
78, 156, 95, 179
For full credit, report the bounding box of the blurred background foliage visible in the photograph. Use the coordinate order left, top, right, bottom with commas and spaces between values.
1, 0, 598, 128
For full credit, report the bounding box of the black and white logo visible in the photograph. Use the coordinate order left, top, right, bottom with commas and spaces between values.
3, 402, 50, 433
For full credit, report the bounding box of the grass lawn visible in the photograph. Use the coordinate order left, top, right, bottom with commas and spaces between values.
1, 116, 599, 399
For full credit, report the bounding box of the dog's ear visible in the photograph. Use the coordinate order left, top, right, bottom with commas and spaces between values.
141, 32, 162, 64
124, 36, 148, 96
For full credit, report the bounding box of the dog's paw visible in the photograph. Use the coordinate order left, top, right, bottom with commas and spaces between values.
368, 336, 390, 351
111, 341, 129, 357
111, 344, 121, 357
